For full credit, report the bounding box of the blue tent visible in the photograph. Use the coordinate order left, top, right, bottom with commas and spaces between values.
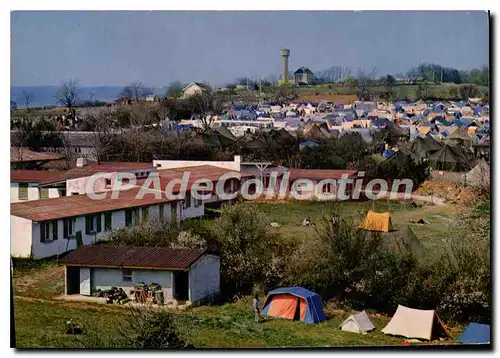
261, 286, 326, 324
458, 323, 490, 344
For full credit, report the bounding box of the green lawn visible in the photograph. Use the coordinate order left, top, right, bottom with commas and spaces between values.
12, 200, 465, 348
15, 294, 461, 348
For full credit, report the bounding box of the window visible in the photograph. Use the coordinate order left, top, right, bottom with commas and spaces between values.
96, 214, 102, 233
159, 204, 164, 221
85, 215, 94, 234
194, 198, 202, 208
183, 194, 191, 209
122, 268, 132, 282
52, 220, 58, 240
171, 205, 177, 224
59, 188, 67, 197
18, 183, 28, 200
63, 218, 75, 238
125, 209, 133, 226
134, 208, 140, 223
142, 207, 149, 222
105, 178, 111, 187
40, 222, 49, 243
40, 188, 49, 200
104, 212, 112, 231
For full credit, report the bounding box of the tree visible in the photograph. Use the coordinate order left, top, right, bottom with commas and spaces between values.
20, 90, 35, 110
55, 79, 80, 117
188, 90, 224, 130
166, 81, 184, 99
416, 81, 429, 100
458, 84, 480, 100
120, 81, 153, 102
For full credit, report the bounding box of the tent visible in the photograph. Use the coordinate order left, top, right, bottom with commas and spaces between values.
358, 211, 393, 232
428, 144, 470, 172
381, 226, 424, 257
339, 311, 375, 334
382, 305, 451, 341
458, 323, 490, 344
466, 160, 490, 188
261, 287, 326, 324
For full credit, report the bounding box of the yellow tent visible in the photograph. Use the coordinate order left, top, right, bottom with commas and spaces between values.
358, 211, 393, 232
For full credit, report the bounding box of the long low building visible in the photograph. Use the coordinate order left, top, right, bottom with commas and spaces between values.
60, 245, 220, 305
11, 187, 182, 259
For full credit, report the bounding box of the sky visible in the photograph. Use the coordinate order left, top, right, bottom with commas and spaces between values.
11, 11, 489, 87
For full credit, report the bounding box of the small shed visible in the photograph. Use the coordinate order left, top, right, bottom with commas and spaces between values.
60, 245, 220, 305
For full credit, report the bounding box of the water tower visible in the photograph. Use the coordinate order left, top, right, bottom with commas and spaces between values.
280, 48, 290, 84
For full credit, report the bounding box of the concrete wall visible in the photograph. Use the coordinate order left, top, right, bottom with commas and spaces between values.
10, 215, 33, 257
153, 156, 241, 171
189, 254, 220, 304
90, 267, 174, 301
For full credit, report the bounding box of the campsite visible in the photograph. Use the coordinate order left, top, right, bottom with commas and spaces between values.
12, 195, 489, 348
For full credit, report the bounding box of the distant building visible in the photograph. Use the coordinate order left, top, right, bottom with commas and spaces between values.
145, 94, 156, 102
183, 82, 211, 98
293, 67, 314, 85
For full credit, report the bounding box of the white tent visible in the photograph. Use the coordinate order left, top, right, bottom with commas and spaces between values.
382, 305, 450, 341
339, 311, 375, 334
466, 160, 490, 188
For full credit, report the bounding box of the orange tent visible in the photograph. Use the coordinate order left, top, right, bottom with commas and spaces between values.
358, 211, 393, 232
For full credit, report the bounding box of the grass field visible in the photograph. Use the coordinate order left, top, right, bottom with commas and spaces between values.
12, 200, 465, 348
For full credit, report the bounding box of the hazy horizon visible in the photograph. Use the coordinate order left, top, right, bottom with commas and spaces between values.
11, 11, 489, 87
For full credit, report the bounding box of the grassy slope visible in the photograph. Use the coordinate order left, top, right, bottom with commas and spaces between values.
13, 200, 464, 348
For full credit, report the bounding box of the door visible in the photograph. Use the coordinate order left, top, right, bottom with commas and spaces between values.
79, 268, 91, 296
174, 271, 189, 301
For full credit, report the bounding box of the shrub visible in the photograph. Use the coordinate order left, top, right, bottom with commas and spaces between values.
207, 202, 292, 298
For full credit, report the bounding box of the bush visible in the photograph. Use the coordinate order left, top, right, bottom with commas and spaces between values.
207, 201, 292, 298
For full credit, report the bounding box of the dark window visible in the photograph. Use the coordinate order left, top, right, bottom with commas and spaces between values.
142, 207, 149, 222
184, 194, 191, 209
85, 215, 94, 234
122, 268, 132, 282
125, 209, 132, 226
96, 214, 102, 233
104, 212, 112, 231
159, 204, 164, 220
171, 204, 177, 224
18, 183, 28, 200
40, 222, 46, 242
134, 208, 140, 223
52, 220, 58, 240
105, 178, 111, 187
63, 218, 74, 238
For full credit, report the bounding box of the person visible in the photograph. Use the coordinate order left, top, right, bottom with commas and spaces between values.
302, 217, 311, 226
253, 294, 260, 323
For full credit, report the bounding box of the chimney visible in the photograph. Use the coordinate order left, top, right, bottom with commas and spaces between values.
76, 157, 88, 168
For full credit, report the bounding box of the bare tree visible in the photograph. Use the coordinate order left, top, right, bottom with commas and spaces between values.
188, 91, 224, 130
20, 90, 35, 110
121, 81, 153, 103
55, 80, 80, 117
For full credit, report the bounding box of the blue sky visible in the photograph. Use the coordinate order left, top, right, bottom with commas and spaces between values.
11, 11, 489, 87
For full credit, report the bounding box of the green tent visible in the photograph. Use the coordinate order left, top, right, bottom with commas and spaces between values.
422, 135, 442, 151
360, 225, 424, 258
215, 126, 237, 142
428, 144, 470, 172
410, 137, 441, 161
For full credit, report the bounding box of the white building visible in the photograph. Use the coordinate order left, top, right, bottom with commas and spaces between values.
11, 187, 184, 259
61, 245, 220, 305
182, 82, 210, 98
10, 161, 157, 202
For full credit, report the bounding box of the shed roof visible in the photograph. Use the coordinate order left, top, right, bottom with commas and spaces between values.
60, 245, 207, 270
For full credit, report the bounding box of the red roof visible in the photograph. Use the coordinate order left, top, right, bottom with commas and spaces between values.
135, 165, 254, 191
288, 169, 358, 181
11, 186, 176, 222
60, 245, 208, 270
10, 148, 63, 163
10, 170, 69, 184
11, 162, 156, 185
